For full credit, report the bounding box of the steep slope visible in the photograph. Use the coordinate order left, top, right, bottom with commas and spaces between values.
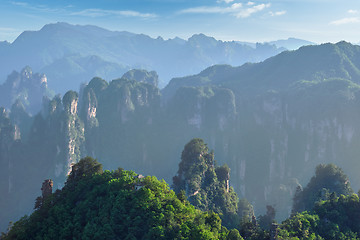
173, 139, 240, 228
164, 41, 360, 97
0, 92, 86, 232
79, 77, 161, 173
0, 66, 54, 115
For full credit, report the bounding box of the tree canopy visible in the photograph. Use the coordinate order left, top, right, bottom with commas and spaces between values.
292, 163, 353, 213
173, 138, 243, 228
2, 157, 241, 240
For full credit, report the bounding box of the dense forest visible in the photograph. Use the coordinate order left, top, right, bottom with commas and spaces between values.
3, 140, 360, 239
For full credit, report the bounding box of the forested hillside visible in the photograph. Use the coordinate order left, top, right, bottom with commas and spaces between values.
2, 157, 237, 240
3, 155, 360, 239
3, 41, 360, 232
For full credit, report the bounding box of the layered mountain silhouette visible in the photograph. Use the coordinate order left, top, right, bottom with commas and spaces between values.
0, 22, 308, 93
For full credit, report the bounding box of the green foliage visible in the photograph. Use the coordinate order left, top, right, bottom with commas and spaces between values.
173, 138, 241, 228
237, 198, 255, 221
226, 229, 243, 240
66, 156, 103, 183
292, 163, 353, 213
3, 157, 232, 240
258, 205, 276, 230
238, 220, 269, 240
313, 194, 360, 239
280, 193, 360, 239
122, 69, 159, 87
278, 212, 322, 239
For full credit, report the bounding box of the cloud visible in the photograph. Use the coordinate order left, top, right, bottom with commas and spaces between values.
269, 10, 286, 17
247, 2, 255, 6
330, 17, 360, 26
11, 1, 156, 19
10, 1, 28, 7
10, 1, 65, 13
217, 0, 234, 3
234, 3, 271, 18
348, 9, 358, 14
179, 3, 242, 14
179, 2, 270, 18
71, 9, 157, 18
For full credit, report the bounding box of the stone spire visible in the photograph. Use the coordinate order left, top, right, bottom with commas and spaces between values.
41, 179, 53, 199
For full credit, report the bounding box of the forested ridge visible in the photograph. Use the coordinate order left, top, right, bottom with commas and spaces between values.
3, 139, 360, 240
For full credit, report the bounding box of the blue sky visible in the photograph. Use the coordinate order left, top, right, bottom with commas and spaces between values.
1, 0, 360, 43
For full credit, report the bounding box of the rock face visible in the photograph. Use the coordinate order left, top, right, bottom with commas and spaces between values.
172, 138, 239, 227
79, 77, 161, 172
62, 91, 85, 175
0, 66, 54, 115
122, 69, 159, 88
0, 108, 27, 231
0, 90, 87, 231
0, 108, 19, 195
41, 179, 53, 199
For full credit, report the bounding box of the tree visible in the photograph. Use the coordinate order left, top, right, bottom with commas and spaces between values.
172, 138, 241, 228
66, 156, 103, 184
3, 158, 233, 240
258, 205, 276, 230
227, 229, 243, 240
278, 212, 321, 239
292, 163, 353, 213
238, 198, 255, 221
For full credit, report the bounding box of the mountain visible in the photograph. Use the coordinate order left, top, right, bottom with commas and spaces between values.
237, 38, 315, 50
163, 41, 360, 218
0, 41, 10, 48
268, 38, 315, 50
163, 41, 360, 97
0, 66, 54, 115
2, 41, 360, 232
0, 22, 288, 93
122, 69, 159, 87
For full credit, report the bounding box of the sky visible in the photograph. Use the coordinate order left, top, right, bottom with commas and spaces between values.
0, 0, 360, 44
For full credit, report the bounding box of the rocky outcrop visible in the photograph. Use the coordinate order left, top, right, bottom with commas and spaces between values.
0, 66, 54, 115
0, 108, 19, 194
41, 179, 53, 199
122, 69, 159, 88
62, 91, 85, 176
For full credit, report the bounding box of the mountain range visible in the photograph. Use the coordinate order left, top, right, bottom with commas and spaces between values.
0, 22, 313, 94
237, 37, 315, 50
2, 26, 358, 233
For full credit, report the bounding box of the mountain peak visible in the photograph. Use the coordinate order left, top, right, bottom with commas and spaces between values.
188, 33, 218, 47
